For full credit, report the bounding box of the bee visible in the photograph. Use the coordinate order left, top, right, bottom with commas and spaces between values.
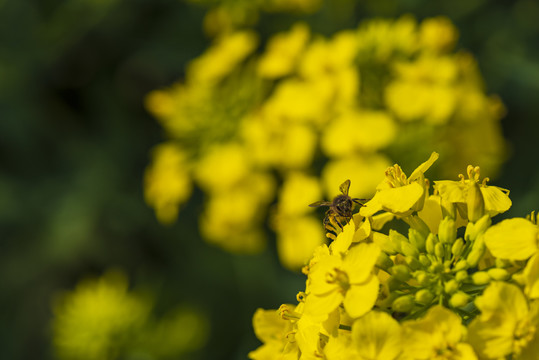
309, 179, 366, 234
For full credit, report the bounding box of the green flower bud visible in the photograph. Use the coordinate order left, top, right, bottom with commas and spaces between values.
426, 233, 438, 255
429, 262, 444, 274
466, 249, 484, 268
419, 254, 431, 267
392, 295, 415, 313
434, 242, 445, 259
414, 270, 429, 285
391, 264, 411, 282
467, 236, 485, 267
376, 251, 394, 271
449, 291, 470, 308
415, 289, 435, 305
444, 279, 459, 294
405, 255, 421, 271
408, 228, 426, 253
389, 230, 407, 253
454, 259, 469, 272
467, 181, 485, 223
471, 271, 491, 285
401, 241, 419, 258
451, 238, 464, 258
388, 277, 403, 291
455, 270, 468, 282
465, 214, 491, 241
487, 268, 510, 281
439, 217, 457, 245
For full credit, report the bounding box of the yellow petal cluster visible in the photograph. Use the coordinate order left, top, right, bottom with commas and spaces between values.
52, 270, 208, 360
251, 155, 538, 360
145, 16, 507, 268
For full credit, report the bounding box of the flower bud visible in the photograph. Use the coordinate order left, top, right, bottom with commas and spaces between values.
415, 289, 435, 305
376, 251, 394, 271
391, 264, 411, 282
414, 270, 429, 285
408, 228, 426, 252
439, 217, 456, 244
487, 268, 510, 281
466, 248, 484, 268
455, 270, 468, 282
419, 254, 431, 267
392, 295, 415, 313
405, 255, 421, 271
449, 291, 470, 308
401, 241, 419, 258
444, 279, 459, 294
467, 181, 485, 223
429, 262, 444, 274
471, 271, 490, 285
454, 259, 469, 272
465, 214, 491, 241
426, 233, 438, 255
451, 238, 464, 258
389, 230, 407, 253
434, 243, 445, 259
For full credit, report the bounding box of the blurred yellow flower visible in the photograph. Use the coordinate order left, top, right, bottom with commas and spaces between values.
52, 270, 208, 360
145, 15, 508, 266
144, 144, 192, 224
187, 30, 258, 84
257, 22, 310, 78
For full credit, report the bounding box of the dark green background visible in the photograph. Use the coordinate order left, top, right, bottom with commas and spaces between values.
1, 0, 538, 359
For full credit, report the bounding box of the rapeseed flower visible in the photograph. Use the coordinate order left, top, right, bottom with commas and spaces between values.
145, 15, 507, 268
52, 270, 207, 360
251, 155, 537, 359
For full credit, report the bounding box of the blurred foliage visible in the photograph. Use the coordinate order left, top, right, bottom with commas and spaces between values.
0, 0, 538, 359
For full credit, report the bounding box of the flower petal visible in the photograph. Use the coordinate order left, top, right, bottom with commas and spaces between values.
483, 218, 538, 260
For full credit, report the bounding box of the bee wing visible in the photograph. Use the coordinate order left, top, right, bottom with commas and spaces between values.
339, 179, 351, 195
352, 198, 368, 206
309, 200, 332, 208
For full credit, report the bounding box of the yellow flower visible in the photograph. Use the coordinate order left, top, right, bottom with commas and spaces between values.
419, 16, 458, 53
194, 142, 250, 192
434, 165, 511, 222
304, 222, 381, 319
321, 110, 396, 157
299, 30, 358, 79
52, 270, 149, 360
401, 305, 477, 360
248, 306, 298, 360
199, 172, 274, 253
360, 152, 439, 217
385, 55, 458, 124
483, 217, 539, 298
257, 22, 310, 78
356, 15, 418, 61
187, 30, 258, 84
468, 282, 539, 359
275, 216, 325, 270
144, 143, 192, 224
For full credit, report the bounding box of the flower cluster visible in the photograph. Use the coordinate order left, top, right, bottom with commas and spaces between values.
52, 270, 208, 360
145, 16, 507, 269
250, 153, 539, 359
